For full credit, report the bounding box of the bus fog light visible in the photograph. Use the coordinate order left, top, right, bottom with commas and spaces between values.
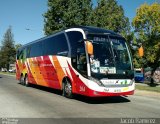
94, 91, 99, 95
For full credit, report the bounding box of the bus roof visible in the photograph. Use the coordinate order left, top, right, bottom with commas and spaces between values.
69, 26, 121, 36
18, 26, 122, 51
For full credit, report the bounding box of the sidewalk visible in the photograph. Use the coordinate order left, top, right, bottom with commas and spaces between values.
135, 82, 160, 97
135, 89, 160, 98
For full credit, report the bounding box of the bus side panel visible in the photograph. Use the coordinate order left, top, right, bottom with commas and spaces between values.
36, 56, 54, 88
26, 59, 37, 85
66, 62, 88, 95
52, 56, 72, 89
16, 60, 26, 80
16, 60, 21, 80
25, 56, 67, 90
40, 55, 60, 89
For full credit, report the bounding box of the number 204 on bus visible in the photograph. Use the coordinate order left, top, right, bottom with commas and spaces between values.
16, 26, 135, 98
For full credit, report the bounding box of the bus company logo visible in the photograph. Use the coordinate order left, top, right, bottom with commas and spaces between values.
101, 80, 115, 85
120, 80, 128, 85
31, 61, 39, 67
40, 64, 52, 67
115, 80, 128, 85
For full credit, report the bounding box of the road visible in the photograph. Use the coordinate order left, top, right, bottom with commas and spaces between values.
0, 74, 160, 123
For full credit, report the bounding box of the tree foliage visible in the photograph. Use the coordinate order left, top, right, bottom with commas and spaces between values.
0, 26, 16, 70
43, 0, 92, 35
92, 0, 130, 35
132, 3, 160, 83
43, 0, 130, 39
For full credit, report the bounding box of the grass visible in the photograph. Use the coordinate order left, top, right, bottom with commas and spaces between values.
136, 84, 160, 93
0, 71, 15, 76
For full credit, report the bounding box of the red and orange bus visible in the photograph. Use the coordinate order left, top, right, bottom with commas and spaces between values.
16, 26, 135, 98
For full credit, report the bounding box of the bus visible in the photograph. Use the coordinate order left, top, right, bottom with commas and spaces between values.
134, 68, 144, 82
16, 26, 135, 98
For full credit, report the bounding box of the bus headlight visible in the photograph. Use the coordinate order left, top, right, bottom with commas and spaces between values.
129, 79, 135, 86
89, 77, 104, 86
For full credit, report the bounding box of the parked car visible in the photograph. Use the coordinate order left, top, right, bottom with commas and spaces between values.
8, 69, 16, 73
1, 68, 7, 72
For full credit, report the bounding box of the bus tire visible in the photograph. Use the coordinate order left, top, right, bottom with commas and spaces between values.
20, 74, 24, 85
63, 78, 73, 99
24, 75, 30, 87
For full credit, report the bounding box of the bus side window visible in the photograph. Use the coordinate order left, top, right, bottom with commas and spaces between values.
66, 31, 84, 69
66, 31, 87, 76
44, 33, 68, 56
19, 50, 23, 60
26, 46, 31, 58
66, 31, 83, 56
23, 48, 27, 60
77, 45, 87, 75
30, 42, 42, 57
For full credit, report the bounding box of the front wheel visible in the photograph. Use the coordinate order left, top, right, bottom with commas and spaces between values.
63, 79, 73, 99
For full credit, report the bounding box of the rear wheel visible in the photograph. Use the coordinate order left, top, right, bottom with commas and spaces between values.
63, 78, 73, 98
24, 75, 30, 87
20, 74, 24, 85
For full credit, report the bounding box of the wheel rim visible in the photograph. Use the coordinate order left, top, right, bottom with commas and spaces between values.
65, 81, 72, 96
20, 76, 23, 84
25, 76, 28, 85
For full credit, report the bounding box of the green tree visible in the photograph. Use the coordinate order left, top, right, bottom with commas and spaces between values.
0, 26, 16, 70
43, 0, 92, 35
132, 3, 160, 84
91, 0, 130, 35
15, 43, 22, 51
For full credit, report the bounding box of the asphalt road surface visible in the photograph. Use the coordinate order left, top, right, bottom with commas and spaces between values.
0, 74, 160, 124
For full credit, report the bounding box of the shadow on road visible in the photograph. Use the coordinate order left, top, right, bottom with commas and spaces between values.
74, 95, 130, 104
18, 83, 130, 104
18, 82, 62, 95
147, 83, 159, 87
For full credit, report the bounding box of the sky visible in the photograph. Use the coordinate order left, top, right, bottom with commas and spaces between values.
0, 0, 159, 46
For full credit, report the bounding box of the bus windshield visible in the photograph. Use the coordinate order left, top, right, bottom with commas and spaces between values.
87, 34, 132, 77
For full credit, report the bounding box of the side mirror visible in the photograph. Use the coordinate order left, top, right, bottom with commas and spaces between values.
86, 41, 93, 55
138, 46, 144, 57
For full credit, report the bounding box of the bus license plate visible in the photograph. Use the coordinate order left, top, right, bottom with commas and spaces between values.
114, 89, 121, 93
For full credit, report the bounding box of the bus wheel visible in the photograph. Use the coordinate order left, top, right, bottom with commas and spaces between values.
63, 78, 73, 99
24, 75, 30, 87
20, 74, 24, 85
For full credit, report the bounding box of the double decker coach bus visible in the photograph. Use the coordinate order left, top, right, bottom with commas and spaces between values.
16, 26, 135, 98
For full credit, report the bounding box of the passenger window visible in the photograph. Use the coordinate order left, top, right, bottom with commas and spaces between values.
19, 50, 23, 60
66, 31, 83, 56
30, 42, 43, 57
44, 33, 68, 56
